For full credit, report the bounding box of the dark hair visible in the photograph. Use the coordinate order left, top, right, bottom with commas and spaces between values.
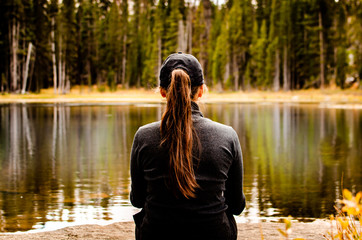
160, 69, 201, 199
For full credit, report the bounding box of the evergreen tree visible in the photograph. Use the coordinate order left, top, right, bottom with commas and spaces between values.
164, 0, 182, 56
33, 0, 51, 92
265, 0, 280, 91
227, 0, 243, 90
127, 0, 142, 87
141, 0, 158, 88
249, 20, 268, 88
192, 0, 212, 82
120, 0, 129, 88
212, 21, 228, 90
0, 0, 361, 92
280, 0, 291, 90
106, 1, 122, 90
59, 0, 77, 93
334, 1, 347, 88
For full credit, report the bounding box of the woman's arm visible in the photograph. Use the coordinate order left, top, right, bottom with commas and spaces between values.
130, 131, 147, 208
224, 130, 246, 215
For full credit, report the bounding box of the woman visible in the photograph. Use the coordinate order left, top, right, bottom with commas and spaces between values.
130, 52, 245, 240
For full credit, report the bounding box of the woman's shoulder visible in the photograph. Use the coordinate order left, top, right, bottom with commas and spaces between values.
200, 117, 234, 131
135, 121, 161, 140
138, 121, 161, 131
197, 117, 238, 139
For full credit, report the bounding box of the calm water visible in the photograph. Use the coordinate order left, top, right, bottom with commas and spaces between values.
0, 103, 361, 232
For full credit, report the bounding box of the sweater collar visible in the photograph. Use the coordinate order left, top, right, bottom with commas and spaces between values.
191, 101, 204, 118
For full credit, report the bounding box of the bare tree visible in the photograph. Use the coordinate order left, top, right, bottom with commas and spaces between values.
10, 20, 20, 92
51, 17, 58, 94
21, 42, 33, 94
319, 11, 325, 89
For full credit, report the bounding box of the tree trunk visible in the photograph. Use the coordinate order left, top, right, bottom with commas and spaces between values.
283, 45, 289, 91
273, 48, 280, 91
186, 6, 192, 53
319, 11, 325, 89
51, 17, 58, 94
332, 46, 337, 87
10, 20, 20, 92
224, 61, 230, 89
122, 34, 127, 89
157, 36, 161, 86
58, 36, 63, 94
87, 60, 91, 92
21, 34, 26, 91
233, 54, 239, 90
177, 20, 186, 52
187, 6, 192, 53
62, 61, 66, 93
28, 50, 36, 91
201, 0, 212, 82
65, 75, 70, 93
21, 42, 33, 94
202, 0, 212, 37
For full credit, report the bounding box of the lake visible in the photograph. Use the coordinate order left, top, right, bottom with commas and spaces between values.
0, 102, 361, 232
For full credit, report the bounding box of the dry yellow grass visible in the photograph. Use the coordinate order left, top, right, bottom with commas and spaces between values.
0, 87, 361, 104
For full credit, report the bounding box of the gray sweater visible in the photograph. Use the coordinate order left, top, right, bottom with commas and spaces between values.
130, 102, 245, 223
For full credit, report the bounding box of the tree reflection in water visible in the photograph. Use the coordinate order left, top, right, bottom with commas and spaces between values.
0, 103, 361, 232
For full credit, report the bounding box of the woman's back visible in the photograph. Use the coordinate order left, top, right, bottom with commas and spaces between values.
130, 53, 245, 240
130, 102, 245, 239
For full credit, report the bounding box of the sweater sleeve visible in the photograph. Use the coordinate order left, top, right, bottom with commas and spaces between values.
224, 129, 246, 215
130, 130, 147, 208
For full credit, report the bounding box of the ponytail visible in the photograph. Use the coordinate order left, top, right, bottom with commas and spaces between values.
160, 69, 200, 199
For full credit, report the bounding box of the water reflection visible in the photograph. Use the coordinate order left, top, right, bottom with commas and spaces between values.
204, 103, 361, 221
0, 103, 361, 232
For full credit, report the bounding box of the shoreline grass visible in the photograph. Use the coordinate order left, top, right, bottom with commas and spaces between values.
0, 88, 361, 105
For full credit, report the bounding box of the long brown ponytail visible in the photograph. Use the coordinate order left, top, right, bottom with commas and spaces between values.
160, 69, 200, 199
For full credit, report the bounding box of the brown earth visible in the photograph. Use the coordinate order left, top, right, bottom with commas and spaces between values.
0, 88, 361, 105
0, 220, 332, 240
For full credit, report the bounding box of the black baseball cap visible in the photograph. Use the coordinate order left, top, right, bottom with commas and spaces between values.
159, 52, 204, 89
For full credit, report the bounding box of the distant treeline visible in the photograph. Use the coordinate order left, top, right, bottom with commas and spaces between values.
0, 0, 361, 93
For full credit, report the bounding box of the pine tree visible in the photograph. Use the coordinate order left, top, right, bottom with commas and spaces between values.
94, 0, 111, 90
120, 0, 129, 88
347, 0, 362, 88
207, 4, 222, 88
212, 21, 228, 90
141, 1, 158, 88
59, 0, 77, 93
249, 20, 267, 88
127, 0, 142, 87
107, 1, 122, 91
192, 0, 212, 82
49, 0, 58, 93
33, 0, 51, 92
280, 0, 291, 91
265, 0, 280, 91
164, 0, 182, 56
333, 1, 347, 88
227, 0, 243, 90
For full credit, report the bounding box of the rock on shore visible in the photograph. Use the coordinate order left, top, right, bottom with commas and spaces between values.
0, 220, 331, 240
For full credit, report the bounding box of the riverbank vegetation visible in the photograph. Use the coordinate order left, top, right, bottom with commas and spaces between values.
324, 189, 362, 240
276, 189, 362, 240
1, 0, 361, 94
0, 87, 361, 103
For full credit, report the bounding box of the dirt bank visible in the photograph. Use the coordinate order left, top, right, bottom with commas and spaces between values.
0, 89, 361, 105
0, 220, 332, 240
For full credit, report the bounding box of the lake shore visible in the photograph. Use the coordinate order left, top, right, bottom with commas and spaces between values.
0, 88, 361, 106
0, 220, 332, 240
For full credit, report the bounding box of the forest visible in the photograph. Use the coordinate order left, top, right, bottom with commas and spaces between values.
0, 0, 361, 93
